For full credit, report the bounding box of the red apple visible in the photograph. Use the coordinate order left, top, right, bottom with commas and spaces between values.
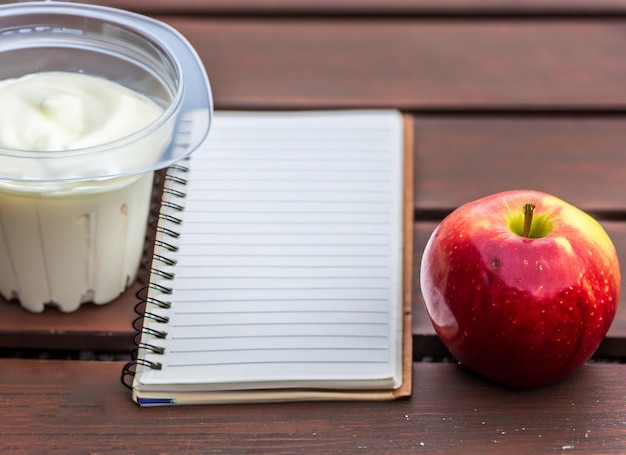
420, 190, 620, 388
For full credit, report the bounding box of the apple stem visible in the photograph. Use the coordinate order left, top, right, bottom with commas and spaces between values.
522, 203, 536, 238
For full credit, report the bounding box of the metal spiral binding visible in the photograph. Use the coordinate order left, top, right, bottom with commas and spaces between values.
121, 162, 189, 390
164, 173, 188, 186
137, 342, 166, 355
150, 267, 176, 281
145, 296, 172, 309
139, 326, 169, 340
158, 213, 183, 225
149, 281, 174, 295
154, 254, 177, 267
162, 200, 185, 212
162, 187, 186, 199
144, 311, 171, 325
155, 239, 178, 253
156, 225, 180, 239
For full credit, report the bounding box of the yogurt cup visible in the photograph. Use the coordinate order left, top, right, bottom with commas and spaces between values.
0, 2, 213, 312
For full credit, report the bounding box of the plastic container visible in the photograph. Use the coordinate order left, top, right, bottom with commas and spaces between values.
0, 1, 213, 312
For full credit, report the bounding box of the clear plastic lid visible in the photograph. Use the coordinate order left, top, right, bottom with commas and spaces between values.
0, 1, 213, 183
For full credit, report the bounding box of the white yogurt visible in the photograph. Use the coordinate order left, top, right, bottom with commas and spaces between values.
0, 72, 165, 312
0, 72, 163, 152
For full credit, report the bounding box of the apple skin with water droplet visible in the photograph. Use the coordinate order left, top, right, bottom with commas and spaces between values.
420, 190, 620, 388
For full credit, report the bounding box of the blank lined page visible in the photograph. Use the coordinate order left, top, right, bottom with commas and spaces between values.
138, 110, 405, 391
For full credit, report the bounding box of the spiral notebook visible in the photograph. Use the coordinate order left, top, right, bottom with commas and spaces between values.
123, 110, 413, 406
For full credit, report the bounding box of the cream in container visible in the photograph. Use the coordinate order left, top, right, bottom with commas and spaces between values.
0, 2, 213, 312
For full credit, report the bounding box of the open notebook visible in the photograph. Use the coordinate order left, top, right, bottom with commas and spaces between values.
123, 110, 413, 406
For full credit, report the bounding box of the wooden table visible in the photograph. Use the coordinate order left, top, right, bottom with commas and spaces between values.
3, 1, 626, 453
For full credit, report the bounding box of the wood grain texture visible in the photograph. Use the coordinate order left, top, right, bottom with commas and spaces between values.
2, 4, 626, 452
413, 116, 626, 212
1, 359, 625, 453
77, 0, 626, 15
137, 18, 626, 110
0, 283, 139, 351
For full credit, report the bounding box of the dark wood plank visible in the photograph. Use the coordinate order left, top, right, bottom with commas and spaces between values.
2, 359, 626, 453
0, 283, 139, 352
127, 18, 626, 110
414, 116, 626, 213
600, 222, 626, 343
79, 0, 626, 15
